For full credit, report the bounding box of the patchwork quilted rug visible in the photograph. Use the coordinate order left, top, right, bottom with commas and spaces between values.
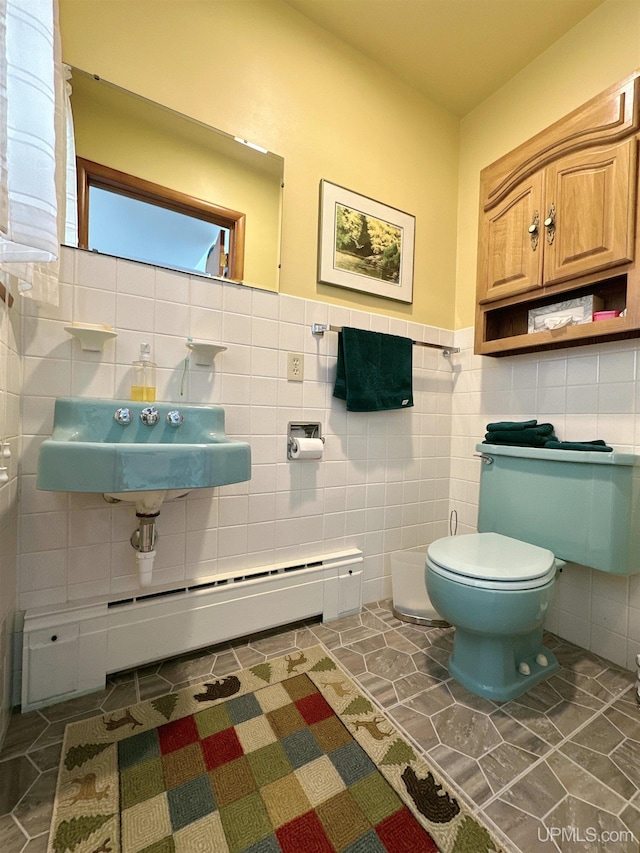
48, 645, 504, 853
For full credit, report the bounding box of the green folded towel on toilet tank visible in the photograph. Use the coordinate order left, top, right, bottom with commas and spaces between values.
484, 423, 556, 446
544, 440, 613, 452
485, 419, 538, 431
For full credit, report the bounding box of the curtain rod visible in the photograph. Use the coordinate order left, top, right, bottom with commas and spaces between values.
311, 323, 459, 357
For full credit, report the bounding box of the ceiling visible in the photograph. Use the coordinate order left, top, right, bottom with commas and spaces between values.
283, 0, 605, 116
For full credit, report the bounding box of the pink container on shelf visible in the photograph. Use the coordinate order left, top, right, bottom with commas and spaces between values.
593, 310, 621, 321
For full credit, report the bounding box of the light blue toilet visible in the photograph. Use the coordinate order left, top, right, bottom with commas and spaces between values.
426, 444, 640, 701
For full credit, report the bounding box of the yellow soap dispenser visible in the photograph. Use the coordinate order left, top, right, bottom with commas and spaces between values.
131, 342, 157, 402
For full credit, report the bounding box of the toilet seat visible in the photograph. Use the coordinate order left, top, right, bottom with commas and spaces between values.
427, 532, 557, 591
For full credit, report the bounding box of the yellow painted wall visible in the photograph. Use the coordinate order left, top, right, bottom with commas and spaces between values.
59, 0, 460, 329
456, 0, 640, 329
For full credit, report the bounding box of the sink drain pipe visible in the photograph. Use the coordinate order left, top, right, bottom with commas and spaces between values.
131, 512, 159, 586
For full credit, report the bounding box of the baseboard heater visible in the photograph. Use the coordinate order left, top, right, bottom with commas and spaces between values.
21, 548, 363, 712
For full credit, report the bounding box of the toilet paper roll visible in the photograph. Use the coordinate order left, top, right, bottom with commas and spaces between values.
290, 437, 324, 460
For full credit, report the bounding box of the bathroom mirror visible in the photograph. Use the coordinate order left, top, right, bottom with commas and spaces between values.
66, 68, 284, 291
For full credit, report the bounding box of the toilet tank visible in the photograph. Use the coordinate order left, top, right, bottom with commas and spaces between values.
477, 444, 640, 575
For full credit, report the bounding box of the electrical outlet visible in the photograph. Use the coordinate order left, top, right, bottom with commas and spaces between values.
287, 352, 304, 381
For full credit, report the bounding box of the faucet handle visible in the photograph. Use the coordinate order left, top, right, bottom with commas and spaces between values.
114, 407, 132, 425
140, 406, 159, 426
166, 410, 184, 427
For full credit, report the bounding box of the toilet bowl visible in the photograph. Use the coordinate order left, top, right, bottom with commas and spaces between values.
426, 532, 559, 701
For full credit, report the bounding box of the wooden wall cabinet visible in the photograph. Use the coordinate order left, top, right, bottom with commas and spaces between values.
475, 72, 640, 356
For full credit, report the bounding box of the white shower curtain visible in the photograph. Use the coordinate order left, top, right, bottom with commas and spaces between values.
0, 0, 65, 306
64, 64, 77, 248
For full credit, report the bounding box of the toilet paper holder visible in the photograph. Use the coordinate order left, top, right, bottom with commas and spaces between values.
287, 422, 324, 460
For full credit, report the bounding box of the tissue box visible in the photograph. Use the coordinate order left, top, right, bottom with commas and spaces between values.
527, 295, 604, 333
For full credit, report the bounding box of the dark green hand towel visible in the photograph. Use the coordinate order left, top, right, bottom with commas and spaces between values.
485, 425, 555, 444
486, 419, 538, 431
484, 435, 553, 447
333, 327, 413, 412
545, 440, 613, 452
482, 439, 550, 447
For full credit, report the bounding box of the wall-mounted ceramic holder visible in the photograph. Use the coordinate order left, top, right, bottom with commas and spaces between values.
65, 323, 117, 352
186, 339, 227, 366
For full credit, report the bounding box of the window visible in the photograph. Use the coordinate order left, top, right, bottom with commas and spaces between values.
76, 158, 246, 278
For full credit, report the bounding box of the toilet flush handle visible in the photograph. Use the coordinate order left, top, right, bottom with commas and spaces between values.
473, 453, 494, 465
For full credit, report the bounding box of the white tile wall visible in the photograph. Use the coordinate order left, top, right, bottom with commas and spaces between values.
18, 248, 454, 613
451, 326, 640, 670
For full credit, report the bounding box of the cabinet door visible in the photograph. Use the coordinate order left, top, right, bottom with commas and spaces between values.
543, 138, 638, 285
478, 171, 544, 303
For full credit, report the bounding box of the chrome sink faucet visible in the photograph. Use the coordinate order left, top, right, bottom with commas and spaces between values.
140, 406, 159, 426
114, 407, 132, 425
114, 406, 184, 426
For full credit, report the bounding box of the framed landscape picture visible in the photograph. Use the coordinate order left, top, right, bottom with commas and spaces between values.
318, 180, 415, 303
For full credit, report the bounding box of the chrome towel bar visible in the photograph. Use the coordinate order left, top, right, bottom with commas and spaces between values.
311, 323, 459, 357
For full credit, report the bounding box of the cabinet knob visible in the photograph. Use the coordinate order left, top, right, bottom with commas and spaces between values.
544, 204, 556, 245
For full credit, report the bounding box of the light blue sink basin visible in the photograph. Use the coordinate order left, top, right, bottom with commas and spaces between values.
37, 397, 251, 493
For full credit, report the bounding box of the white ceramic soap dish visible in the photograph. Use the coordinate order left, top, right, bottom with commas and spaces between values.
186, 339, 227, 366
65, 323, 117, 352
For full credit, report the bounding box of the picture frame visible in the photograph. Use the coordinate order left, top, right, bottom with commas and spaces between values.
318, 180, 415, 303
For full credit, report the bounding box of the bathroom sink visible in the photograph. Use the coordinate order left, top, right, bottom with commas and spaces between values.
37, 397, 251, 494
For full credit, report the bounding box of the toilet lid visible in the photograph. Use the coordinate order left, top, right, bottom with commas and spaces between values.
427, 532, 556, 588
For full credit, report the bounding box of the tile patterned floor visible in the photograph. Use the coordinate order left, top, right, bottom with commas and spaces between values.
1, 600, 639, 853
